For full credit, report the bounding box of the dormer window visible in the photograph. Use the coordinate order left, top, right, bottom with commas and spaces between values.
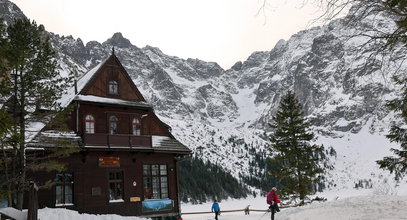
132, 118, 141, 136
108, 80, 118, 95
109, 115, 118, 134
85, 115, 95, 134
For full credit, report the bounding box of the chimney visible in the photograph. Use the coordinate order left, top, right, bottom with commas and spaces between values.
74, 78, 78, 94
72, 70, 78, 94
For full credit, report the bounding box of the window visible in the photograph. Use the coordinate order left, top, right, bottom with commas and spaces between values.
108, 171, 123, 201
109, 115, 118, 134
85, 115, 95, 134
55, 172, 73, 205
143, 164, 168, 199
108, 80, 118, 94
132, 118, 141, 136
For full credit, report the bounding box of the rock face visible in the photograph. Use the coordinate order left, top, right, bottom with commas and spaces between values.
2, 0, 406, 192
46, 13, 402, 137
0, 0, 25, 25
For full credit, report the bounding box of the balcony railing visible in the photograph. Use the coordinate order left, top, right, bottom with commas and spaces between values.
83, 133, 152, 148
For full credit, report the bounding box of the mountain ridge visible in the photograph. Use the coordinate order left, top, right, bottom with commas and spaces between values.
2, 0, 407, 198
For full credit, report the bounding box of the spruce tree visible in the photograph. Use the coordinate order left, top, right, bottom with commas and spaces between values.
0, 18, 73, 209
268, 90, 328, 205
377, 77, 407, 180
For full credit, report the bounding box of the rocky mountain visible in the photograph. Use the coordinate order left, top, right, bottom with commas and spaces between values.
2, 0, 407, 196
0, 0, 24, 24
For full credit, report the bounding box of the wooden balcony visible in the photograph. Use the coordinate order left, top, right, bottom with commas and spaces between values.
83, 133, 152, 148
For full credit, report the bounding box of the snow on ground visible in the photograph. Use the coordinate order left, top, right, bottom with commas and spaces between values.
180, 195, 407, 220
37, 195, 407, 220
316, 118, 407, 198
38, 207, 144, 220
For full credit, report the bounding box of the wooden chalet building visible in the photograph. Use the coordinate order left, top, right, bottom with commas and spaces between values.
25, 51, 191, 219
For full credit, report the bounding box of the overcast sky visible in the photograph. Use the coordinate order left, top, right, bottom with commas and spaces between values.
10, 0, 328, 69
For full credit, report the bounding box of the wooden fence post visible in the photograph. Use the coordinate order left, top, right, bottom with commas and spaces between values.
27, 182, 38, 220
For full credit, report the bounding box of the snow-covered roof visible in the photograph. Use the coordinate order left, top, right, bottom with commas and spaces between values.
75, 95, 151, 108
83, 135, 190, 154
58, 59, 107, 108
26, 121, 47, 143
26, 57, 112, 144
25, 59, 108, 143
151, 135, 191, 153
152, 135, 171, 146
27, 130, 82, 148
0, 207, 27, 220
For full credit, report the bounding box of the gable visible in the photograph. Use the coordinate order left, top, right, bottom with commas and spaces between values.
80, 55, 146, 102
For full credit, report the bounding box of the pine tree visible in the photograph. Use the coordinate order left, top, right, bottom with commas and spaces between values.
178, 156, 249, 203
377, 77, 407, 180
0, 18, 73, 209
267, 90, 329, 205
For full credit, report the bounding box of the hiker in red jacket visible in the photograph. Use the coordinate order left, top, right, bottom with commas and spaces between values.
266, 187, 280, 220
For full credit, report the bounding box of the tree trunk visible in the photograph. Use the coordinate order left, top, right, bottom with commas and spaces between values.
16, 140, 26, 210
16, 68, 26, 210
27, 182, 38, 220
295, 147, 305, 205
297, 162, 304, 205
4, 156, 12, 207
10, 141, 17, 207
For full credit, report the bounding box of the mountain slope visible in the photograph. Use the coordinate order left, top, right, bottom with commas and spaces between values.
2, 0, 407, 198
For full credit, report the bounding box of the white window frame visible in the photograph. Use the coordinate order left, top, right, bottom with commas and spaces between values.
132, 118, 141, 136
108, 80, 118, 95
109, 115, 118, 134
85, 115, 95, 134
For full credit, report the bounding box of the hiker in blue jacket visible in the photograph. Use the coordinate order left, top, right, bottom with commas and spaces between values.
211, 200, 220, 220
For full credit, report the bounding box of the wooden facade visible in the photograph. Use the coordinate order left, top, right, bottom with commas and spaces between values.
26, 52, 191, 219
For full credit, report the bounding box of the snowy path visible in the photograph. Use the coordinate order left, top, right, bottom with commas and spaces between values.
38, 195, 407, 220
181, 196, 407, 220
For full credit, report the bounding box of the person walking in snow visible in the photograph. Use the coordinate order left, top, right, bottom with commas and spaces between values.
211, 200, 220, 220
266, 187, 280, 220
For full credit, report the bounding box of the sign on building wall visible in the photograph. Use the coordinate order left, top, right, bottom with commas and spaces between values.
98, 157, 120, 167
142, 200, 173, 212
130, 197, 141, 202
